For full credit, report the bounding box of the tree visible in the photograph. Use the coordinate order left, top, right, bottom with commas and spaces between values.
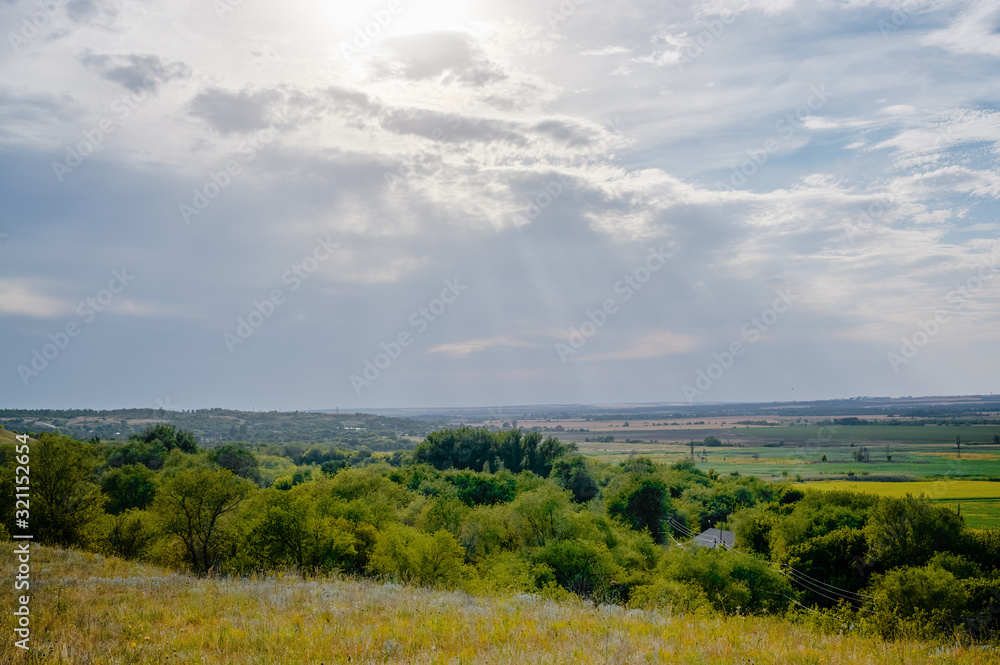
130, 423, 198, 454
552, 455, 599, 503
607, 477, 671, 543
155, 467, 253, 575
864, 495, 965, 570
100, 464, 157, 514
210, 444, 261, 482
784, 528, 867, 607
32, 434, 105, 547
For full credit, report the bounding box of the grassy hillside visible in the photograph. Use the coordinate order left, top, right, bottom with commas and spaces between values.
1, 546, 995, 664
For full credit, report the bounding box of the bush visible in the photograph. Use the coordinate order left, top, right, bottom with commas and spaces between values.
865, 564, 967, 639
659, 546, 798, 615
533, 538, 624, 602
628, 577, 711, 613
369, 525, 472, 588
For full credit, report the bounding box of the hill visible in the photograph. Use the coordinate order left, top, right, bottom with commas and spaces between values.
0, 408, 445, 449
1, 546, 991, 664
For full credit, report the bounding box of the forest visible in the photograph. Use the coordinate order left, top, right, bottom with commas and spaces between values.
2, 423, 999, 644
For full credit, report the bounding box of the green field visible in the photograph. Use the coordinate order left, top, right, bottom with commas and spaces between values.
574, 423, 1000, 482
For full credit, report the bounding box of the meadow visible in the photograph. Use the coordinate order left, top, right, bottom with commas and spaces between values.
2, 546, 997, 665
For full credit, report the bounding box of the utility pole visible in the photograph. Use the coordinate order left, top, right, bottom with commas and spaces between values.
957, 435, 962, 459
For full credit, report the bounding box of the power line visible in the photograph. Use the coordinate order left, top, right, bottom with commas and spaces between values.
665, 516, 875, 611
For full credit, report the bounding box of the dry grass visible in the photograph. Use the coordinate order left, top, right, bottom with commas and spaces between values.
2, 546, 998, 664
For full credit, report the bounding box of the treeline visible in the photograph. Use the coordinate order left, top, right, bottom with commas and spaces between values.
0, 408, 442, 448
2, 425, 1000, 643
817, 416, 1000, 428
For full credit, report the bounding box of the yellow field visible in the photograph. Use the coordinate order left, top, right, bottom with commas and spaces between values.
3, 546, 996, 664
805, 479, 1000, 500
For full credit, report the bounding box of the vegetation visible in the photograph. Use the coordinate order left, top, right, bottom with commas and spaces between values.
5, 547, 995, 665
3, 423, 1000, 652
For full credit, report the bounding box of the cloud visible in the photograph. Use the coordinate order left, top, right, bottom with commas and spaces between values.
427, 336, 535, 356
579, 46, 631, 55
188, 87, 287, 135
583, 331, 699, 361
925, 0, 1000, 56
369, 32, 507, 86
0, 280, 73, 318
78, 51, 192, 92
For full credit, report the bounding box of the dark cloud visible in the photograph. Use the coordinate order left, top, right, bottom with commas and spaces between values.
531, 119, 598, 148
380, 107, 527, 145
78, 52, 192, 92
188, 87, 285, 135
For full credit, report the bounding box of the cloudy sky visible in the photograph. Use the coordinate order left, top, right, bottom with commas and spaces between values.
1, 0, 998, 411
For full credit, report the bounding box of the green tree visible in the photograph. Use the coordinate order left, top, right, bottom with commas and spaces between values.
552, 455, 599, 503
607, 476, 671, 543
100, 464, 157, 514
868, 564, 967, 637
864, 495, 964, 569
155, 467, 253, 575
130, 423, 198, 454
32, 434, 105, 547
784, 528, 867, 607
210, 444, 261, 482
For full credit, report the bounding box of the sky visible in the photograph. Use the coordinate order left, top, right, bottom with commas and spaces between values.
1, 0, 999, 411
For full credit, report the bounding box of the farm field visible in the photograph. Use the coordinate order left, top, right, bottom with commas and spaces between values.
2, 546, 994, 665
563, 422, 1000, 482
805, 479, 1000, 529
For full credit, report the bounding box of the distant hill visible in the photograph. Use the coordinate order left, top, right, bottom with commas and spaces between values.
0, 408, 445, 450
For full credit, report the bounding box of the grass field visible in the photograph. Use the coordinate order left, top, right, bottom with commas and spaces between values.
805, 479, 1000, 529
3, 546, 998, 664
568, 422, 1000, 482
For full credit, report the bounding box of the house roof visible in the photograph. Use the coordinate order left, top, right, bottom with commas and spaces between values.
692, 528, 735, 549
